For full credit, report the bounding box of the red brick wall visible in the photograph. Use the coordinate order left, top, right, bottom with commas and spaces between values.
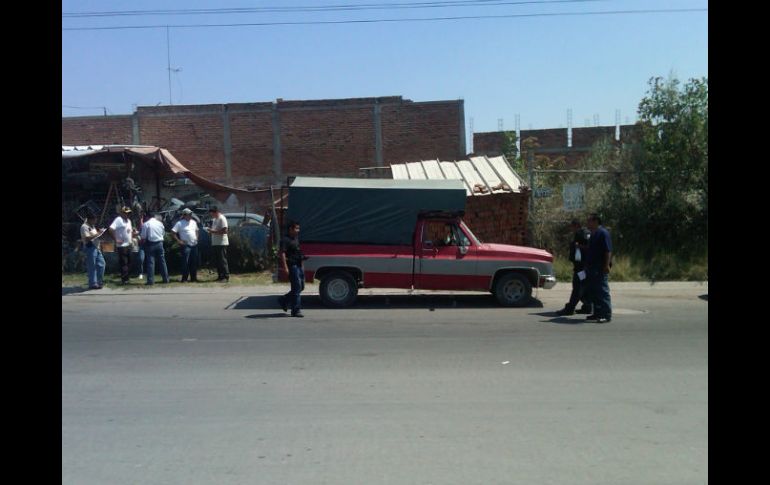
473, 125, 641, 167
229, 110, 274, 180
382, 101, 463, 163
61, 97, 465, 184
463, 191, 530, 246
280, 105, 375, 176
62, 116, 133, 146
137, 108, 225, 180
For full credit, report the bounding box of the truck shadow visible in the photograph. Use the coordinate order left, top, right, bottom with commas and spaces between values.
232, 294, 544, 311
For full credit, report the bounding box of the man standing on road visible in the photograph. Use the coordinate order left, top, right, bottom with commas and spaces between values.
109, 206, 137, 285
278, 221, 305, 318
584, 213, 612, 323
207, 206, 230, 283
80, 212, 106, 290
171, 208, 200, 283
556, 219, 593, 316
140, 212, 169, 286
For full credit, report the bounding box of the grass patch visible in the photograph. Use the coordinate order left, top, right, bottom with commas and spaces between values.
552, 254, 706, 282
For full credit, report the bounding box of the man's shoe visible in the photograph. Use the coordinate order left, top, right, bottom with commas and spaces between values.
145, 282, 154, 286
576, 307, 592, 314
585, 314, 600, 321
138, 274, 144, 280
278, 296, 288, 312
89, 285, 100, 290
180, 278, 188, 283
555, 308, 574, 316
291, 311, 305, 318
595, 317, 612, 324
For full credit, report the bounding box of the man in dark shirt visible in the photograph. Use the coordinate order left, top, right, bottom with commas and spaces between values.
278, 221, 305, 318
584, 213, 613, 323
556, 219, 593, 316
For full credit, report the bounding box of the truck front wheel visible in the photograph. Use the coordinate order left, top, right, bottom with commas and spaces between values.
494, 272, 532, 307
319, 271, 358, 308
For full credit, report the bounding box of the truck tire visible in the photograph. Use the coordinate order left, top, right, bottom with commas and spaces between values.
319, 270, 358, 308
494, 272, 532, 307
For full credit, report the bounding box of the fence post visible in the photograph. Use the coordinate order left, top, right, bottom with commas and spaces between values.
528, 150, 535, 215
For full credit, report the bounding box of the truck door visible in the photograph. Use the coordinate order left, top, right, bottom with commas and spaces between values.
415, 219, 478, 290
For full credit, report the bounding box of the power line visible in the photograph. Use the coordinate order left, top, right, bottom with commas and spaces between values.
62, 1, 608, 18
61, 8, 709, 31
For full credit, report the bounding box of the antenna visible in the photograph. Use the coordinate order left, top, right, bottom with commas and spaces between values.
498, 118, 504, 131
615, 109, 621, 141
593, 114, 600, 127
567, 108, 573, 148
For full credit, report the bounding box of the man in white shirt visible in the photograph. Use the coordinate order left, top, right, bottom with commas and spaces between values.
171, 208, 200, 282
80, 212, 106, 290
109, 206, 137, 284
140, 211, 169, 285
207, 206, 230, 282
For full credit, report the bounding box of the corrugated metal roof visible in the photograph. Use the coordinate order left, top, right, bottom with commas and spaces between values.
389, 155, 525, 196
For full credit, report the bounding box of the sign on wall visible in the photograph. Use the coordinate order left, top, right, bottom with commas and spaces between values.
562, 183, 585, 210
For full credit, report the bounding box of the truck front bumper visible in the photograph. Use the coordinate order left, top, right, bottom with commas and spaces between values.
540, 275, 557, 289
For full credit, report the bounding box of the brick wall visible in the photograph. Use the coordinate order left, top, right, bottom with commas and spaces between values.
61, 116, 133, 146
62, 96, 466, 185
137, 107, 225, 180
463, 191, 530, 246
381, 101, 464, 163
473, 125, 641, 166
280, 105, 375, 177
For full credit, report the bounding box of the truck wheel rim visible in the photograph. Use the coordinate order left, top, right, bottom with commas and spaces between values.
503, 280, 524, 302
328, 279, 350, 301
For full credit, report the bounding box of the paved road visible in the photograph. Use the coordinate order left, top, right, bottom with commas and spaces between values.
62, 282, 708, 485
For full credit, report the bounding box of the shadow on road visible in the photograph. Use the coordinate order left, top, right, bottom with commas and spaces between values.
231, 294, 544, 311
245, 312, 291, 319
62, 286, 89, 296
531, 311, 587, 325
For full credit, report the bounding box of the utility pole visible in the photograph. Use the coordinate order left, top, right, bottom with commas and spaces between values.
167, 26, 172, 105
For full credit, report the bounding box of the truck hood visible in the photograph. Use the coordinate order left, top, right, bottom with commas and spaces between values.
477, 243, 553, 262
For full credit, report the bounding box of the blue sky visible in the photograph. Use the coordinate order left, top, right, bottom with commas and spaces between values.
62, 0, 708, 142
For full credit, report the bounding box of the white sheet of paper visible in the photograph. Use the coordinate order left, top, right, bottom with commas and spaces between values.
577, 270, 586, 281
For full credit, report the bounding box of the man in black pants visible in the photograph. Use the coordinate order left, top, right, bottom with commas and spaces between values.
556, 219, 593, 316
108, 206, 137, 285
278, 221, 305, 318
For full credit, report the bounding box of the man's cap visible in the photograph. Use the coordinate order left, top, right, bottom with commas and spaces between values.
208, 205, 218, 212
181, 208, 193, 215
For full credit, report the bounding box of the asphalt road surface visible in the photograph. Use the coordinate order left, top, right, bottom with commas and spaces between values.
62, 281, 708, 485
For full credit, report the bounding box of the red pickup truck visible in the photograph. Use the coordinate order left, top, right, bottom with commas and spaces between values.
284, 177, 556, 307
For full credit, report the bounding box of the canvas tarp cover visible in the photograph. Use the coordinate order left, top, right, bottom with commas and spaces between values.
62, 145, 271, 204
287, 177, 467, 245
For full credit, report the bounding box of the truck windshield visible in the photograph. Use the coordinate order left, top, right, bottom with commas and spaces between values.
460, 221, 482, 244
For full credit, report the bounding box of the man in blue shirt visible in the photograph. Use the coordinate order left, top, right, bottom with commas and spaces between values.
584, 213, 612, 323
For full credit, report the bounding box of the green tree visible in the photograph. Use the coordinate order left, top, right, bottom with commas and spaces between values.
601, 76, 708, 262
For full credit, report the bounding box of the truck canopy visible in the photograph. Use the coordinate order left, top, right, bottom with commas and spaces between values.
287, 177, 467, 245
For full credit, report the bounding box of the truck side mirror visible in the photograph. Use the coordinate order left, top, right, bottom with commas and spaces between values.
459, 244, 468, 255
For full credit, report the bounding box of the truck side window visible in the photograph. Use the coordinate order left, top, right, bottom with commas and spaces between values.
452, 224, 470, 246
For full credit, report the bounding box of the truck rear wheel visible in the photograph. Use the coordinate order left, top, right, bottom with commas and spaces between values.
319, 270, 358, 308
494, 272, 532, 307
